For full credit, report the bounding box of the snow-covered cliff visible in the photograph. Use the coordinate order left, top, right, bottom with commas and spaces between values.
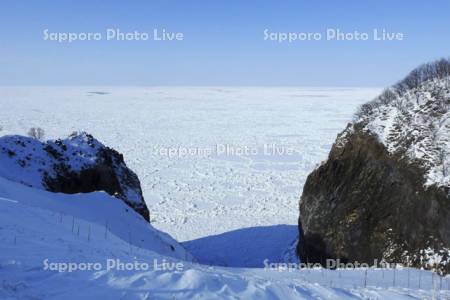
0, 132, 150, 220
299, 59, 450, 274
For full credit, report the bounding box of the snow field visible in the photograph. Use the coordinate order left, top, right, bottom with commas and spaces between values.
0, 86, 380, 241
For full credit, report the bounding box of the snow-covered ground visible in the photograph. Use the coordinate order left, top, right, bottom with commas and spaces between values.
183, 224, 299, 268
1, 175, 448, 299
0, 86, 380, 243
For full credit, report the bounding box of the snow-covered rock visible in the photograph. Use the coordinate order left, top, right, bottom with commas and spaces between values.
0, 132, 150, 221
298, 59, 450, 274
355, 59, 450, 190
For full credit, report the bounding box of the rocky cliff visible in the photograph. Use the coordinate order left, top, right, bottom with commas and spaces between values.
298, 59, 450, 274
0, 132, 150, 221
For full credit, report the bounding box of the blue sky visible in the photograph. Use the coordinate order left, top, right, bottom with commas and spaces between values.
1, 0, 449, 86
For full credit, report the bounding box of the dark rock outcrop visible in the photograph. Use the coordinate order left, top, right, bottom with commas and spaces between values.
0, 132, 149, 221
297, 60, 450, 274
298, 124, 449, 273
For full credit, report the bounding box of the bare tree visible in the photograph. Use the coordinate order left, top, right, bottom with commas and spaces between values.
377, 89, 397, 105
403, 69, 422, 90
435, 58, 450, 78
435, 91, 449, 113
355, 103, 373, 120
428, 122, 439, 142
28, 127, 45, 141
392, 97, 409, 115
438, 149, 449, 177
392, 58, 450, 97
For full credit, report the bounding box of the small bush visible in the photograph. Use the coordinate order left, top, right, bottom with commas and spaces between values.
28, 127, 45, 141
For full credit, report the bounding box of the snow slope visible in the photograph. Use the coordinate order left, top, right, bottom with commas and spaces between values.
1, 176, 449, 299
183, 225, 299, 268
0, 176, 192, 262
0, 86, 380, 241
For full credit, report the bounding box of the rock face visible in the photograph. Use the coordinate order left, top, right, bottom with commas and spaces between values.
0, 132, 149, 221
298, 59, 450, 274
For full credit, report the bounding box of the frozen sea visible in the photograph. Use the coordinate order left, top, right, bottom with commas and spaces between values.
0, 86, 380, 242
